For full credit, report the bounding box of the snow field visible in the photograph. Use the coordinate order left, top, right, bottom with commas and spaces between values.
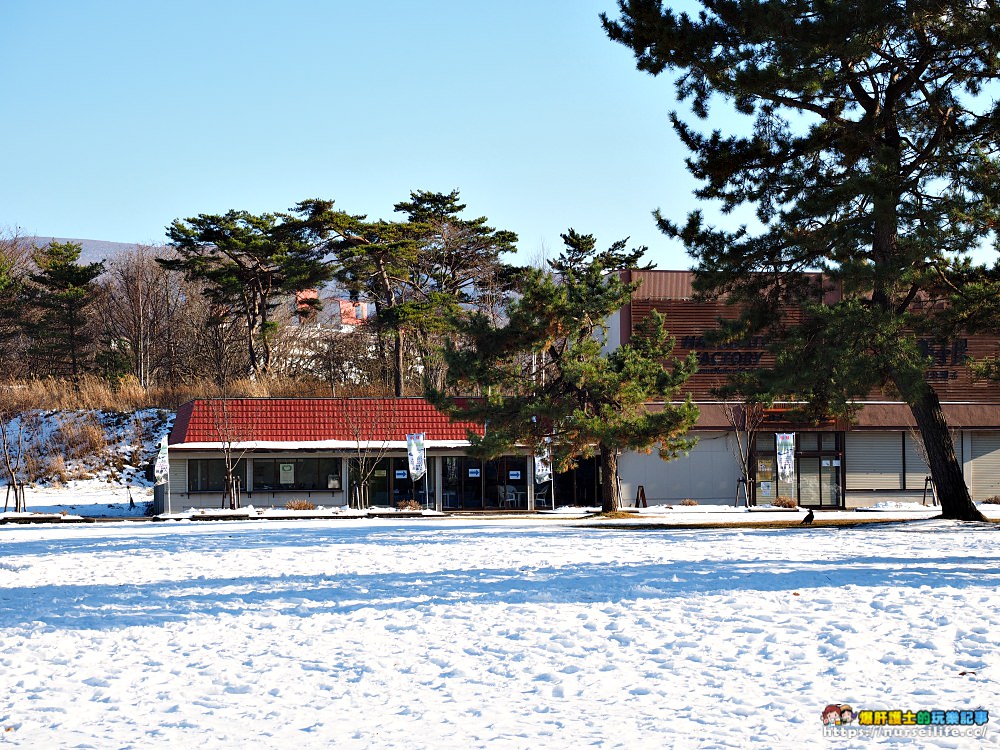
0, 519, 997, 749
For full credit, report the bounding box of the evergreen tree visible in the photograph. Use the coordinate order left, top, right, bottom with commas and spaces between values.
603, 0, 1000, 520
393, 190, 519, 390
162, 209, 333, 380
431, 230, 699, 513
296, 191, 518, 396
25, 242, 105, 384
295, 199, 423, 396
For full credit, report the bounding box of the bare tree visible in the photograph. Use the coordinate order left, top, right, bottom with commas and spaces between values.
97, 245, 186, 387
343, 398, 397, 509
0, 228, 34, 378
172, 291, 248, 388
722, 400, 765, 507
0, 387, 28, 512
207, 399, 254, 509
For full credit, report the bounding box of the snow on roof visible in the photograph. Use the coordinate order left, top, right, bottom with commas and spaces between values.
169, 398, 483, 447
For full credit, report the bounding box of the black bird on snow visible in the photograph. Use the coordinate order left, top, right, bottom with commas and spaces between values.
801, 509, 815, 525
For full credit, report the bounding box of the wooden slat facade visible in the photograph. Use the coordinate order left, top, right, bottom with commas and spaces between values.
621, 271, 1000, 413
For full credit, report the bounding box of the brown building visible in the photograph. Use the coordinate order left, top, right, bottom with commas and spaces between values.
608, 271, 1000, 509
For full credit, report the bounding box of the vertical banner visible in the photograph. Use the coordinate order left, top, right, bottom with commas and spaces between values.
406, 433, 426, 481
534, 447, 552, 484
154, 435, 169, 484
776, 433, 796, 481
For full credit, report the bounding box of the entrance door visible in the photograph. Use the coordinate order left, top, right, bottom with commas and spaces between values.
797, 456, 842, 507
753, 432, 843, 508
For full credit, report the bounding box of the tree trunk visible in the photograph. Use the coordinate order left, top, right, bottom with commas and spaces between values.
600, 443, 620, 514
394, 328, 405, 397
909, 388, 986, 521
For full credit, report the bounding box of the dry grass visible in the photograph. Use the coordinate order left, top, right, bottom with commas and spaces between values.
772, 496, 798, 508
285, 500, 317, 511
44, 453, 93, 484
53, 415, 107, 460
679, 498, 699, 506
396, 500, 422, 511
2, 375, 388, 412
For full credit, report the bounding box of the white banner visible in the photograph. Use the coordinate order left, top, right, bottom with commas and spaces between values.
153, 436, 169, 484
406, 433, 426, 481
776, 433, 796, 481
534, 447, 552, 484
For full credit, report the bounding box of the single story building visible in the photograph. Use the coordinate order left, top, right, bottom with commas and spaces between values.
162, 397, 541, 513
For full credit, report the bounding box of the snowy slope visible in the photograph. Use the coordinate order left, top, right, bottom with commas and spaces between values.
1, 409, 172, 514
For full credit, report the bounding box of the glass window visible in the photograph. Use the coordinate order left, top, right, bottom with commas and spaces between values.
188, 458, 246, 492
254, 458, 342, 491
441, 456, 483, 509
350, 457, 390, 506
253, 459, 277, 490
486, 456, 528, 509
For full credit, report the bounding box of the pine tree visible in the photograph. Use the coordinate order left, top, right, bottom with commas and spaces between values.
603, 0, 1000, 521
25, 242, 105, 385
162, 209, 333, 380
393, 190, 519, 390
431, 230, 699, 513
296, 192, 518, 396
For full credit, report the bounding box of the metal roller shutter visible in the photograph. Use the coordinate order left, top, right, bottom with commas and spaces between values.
903, 432, 931, 491
846, 432, 903, 490
971, 433, 1000, 501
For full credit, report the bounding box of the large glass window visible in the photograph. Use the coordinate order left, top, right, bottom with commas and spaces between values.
486, 456, 528, 509
252, 458, 340, 491
188, 459, 246, 492
442, 456, 484, 509
348, 457, 434, 507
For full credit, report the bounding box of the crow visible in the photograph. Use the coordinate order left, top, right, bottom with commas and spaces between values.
801, 508, 814, 525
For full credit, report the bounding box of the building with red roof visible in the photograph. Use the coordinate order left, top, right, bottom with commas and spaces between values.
162, 397, 536, 513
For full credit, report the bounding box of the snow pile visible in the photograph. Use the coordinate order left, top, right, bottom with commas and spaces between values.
0, 517, 996, 748
857, 501, 941, 512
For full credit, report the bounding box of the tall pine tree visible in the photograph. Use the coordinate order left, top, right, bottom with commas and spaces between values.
603, 0, 1000, 521
25, 242, 105, 385
162, 208, 333, 381
431, 230, 699, 513
296, 192, 518, 396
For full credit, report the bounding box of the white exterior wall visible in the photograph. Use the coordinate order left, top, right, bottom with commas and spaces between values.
618, 432, 740, 506
165, 452, 349, 511
602, 310, 622, 355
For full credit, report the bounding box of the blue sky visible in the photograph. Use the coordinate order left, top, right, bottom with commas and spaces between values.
1, 1, 721, 268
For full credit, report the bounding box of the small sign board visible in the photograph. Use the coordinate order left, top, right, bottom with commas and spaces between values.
279, 463, 294, 485
468, 468, 481, 478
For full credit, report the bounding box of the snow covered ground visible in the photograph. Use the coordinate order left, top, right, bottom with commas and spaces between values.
0, 510, 997, 749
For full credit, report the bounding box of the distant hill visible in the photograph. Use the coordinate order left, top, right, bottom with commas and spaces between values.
27, 237, 155, 266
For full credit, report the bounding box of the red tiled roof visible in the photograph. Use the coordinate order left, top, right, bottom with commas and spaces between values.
169, 398, 483, 445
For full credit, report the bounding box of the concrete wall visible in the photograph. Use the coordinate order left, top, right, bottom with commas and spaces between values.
619, 432, 741, 506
